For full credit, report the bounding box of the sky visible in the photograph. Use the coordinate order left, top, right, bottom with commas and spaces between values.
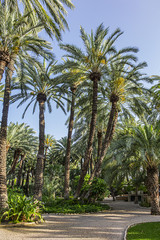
2, 0, 160, 140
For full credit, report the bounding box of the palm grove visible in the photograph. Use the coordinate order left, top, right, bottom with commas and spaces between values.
0, 0, 160, 219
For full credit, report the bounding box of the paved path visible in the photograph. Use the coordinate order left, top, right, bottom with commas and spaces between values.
0, 199, 160, 240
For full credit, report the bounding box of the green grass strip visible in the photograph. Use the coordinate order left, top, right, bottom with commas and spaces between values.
127, 222, 160, 240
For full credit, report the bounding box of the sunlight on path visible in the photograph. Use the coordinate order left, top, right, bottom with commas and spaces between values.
0, 199, 160, 240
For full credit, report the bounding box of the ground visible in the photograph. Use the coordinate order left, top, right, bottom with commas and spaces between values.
0, 198, 160, 240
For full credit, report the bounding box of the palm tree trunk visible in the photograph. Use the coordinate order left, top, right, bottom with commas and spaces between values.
0, 51, 10, 81
91, 99, 118, 180
34, 94, 46, 200
17, 154, 26, 187
0, 56, 15, 209
43, 147, 48, 171
8, 149, 21, 175
25, 169, 30, 197
97, 130, 103, 159
82, 100, 118, 201
147, 165, 160, 215
75, 75, 99, 198
64, 86, 76, 199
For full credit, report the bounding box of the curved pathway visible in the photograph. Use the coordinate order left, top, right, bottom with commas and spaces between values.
0, 199, 160, 240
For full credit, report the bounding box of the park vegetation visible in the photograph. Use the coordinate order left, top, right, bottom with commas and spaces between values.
0, 0, 160, 223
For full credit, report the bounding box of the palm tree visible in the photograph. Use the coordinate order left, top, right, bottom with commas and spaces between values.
5, 0, 74, 39
110, 119, 160, 215
59, 23, 138, 198
6, 122, 38, 181
44, 134, 55, 170
54, 62, 86, 199
12, 59, 66, 200
0, 2, 52, 81
0, 3, 52, 209
90, 60, 148, 180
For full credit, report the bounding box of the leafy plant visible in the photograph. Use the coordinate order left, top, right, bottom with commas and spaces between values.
73, 175, 108, 201
0, 191, 43, 223
89, 178, 107, 201
43, 198, 110, 214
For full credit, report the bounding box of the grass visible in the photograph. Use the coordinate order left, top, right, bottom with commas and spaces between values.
43, 198, 110, 214
127, 222, 160, 240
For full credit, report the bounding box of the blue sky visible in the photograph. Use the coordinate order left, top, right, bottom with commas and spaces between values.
2, 0, 160, 139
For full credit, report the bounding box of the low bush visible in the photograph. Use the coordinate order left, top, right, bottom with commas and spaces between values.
73, 175, 108, 202
43, 198, 110, 214
0, 190, 43, 223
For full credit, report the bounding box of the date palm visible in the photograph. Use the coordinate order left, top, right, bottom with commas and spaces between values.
60, 23, 138, 198
0, 3, 52, 209
7, 122, 38, 176
12, 59, 66, 200
90, 60, 148, 180
111, 120, 160, 215
44, 134, 56, 170
54, 63, 86, 199
0, 2, 52, 81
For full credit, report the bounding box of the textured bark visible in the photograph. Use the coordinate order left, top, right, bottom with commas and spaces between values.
92, 99, 118, 179
16, 154, 26, 187
34, 93, 46, 200
64, 86, 76, 199
75, 73, 99, 198
0, 57, 14, 209
147, 166, 160, 215
25, 169, 30, 196
89, 154, 93, 175
0, 51, 10, 81
97, 130, 103, 159
43, 147, 48, 171
8, 149, 21, 175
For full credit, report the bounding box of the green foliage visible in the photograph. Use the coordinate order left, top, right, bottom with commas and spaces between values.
73, 175, 108, 201
72, 174, 90, 195
0, 190, 43, 223
127, 222, 160, 240
89, 178, 108, 201
43, 198, 110, 214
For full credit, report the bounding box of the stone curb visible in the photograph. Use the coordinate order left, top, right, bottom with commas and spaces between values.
123, 223, 136, 240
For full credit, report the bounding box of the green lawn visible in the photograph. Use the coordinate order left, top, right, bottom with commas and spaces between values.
127, 222, 160, 240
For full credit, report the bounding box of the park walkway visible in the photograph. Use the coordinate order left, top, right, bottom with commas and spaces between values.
0, 198, 160, 240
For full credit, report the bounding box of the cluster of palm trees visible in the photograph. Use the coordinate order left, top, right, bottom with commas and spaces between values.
0, 0, 160, 216
0, 0, 74, 209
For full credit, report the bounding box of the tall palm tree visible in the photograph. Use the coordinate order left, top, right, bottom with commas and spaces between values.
54, 63, 86, 199
0, 3, 52, 209
12, 59, 66, 200
90, 60, 148, 180
59, 23, 138, 198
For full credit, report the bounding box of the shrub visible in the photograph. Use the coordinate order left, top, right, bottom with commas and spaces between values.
0, 191, 43, 223
73, 175, 108, 202
43, 198, 110, 214
89, 178, 107, 201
